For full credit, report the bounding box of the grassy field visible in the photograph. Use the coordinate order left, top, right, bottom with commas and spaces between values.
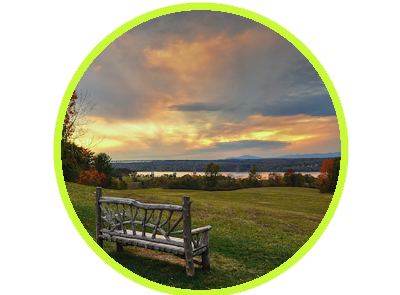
66, 182, 333, 289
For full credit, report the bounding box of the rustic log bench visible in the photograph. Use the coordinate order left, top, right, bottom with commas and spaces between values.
95, 187, 211, 276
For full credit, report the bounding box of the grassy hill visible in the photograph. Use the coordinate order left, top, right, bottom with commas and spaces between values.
66, 182, 333, 289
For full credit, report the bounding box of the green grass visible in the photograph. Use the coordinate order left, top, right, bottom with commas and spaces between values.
66, 182, 332, 289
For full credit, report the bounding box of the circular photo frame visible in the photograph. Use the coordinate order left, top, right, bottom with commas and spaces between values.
54, 3, 348, 294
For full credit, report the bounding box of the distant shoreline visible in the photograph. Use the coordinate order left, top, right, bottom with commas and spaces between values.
135, 171, 321, 179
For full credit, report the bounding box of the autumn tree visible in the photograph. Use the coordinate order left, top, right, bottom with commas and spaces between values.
61, 140, 93, 182
77, 170, 108, 187
315, 158, 340, 193
330, 157, 341, 191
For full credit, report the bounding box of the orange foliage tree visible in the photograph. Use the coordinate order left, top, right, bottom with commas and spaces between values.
77, 169, 108, 187
315, 158, 339, 193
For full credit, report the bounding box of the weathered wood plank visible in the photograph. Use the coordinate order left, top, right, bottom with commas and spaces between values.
193, 244, 208, 256
100, 229, 185, 247
114, 203, 126, 234
152, 210, 163, 239
201, 231, 211, 270
111, 220, 169, 238
100, 197, 183, 211
142, 209, 147, 237
99, 233, 186, 256
182, 195, 195, 277
191, 225, 212, 235
129, 205, 136, 235
167, 213, 183, 236
95, 187, 103, 248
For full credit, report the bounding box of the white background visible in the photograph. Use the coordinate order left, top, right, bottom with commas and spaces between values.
1, 1, 399, 294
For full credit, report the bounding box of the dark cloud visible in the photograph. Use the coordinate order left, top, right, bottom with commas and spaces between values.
128, 11, 265, 45
253, 93, 336, 117
170, 102, 227, 112
213, 140, 290, 151
175, 140, 290, 157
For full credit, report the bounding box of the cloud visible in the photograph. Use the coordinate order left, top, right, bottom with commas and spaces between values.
253, 93, 336, 117
75, 11, 339, 160
169, 102, 227, 112
212, 140, 290, 151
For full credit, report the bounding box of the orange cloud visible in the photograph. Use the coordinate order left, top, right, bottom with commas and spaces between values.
92, 65, 102, 72
143, 29, 272, 81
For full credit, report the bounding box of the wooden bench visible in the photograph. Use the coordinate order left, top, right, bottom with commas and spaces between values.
95, 187, 212, 276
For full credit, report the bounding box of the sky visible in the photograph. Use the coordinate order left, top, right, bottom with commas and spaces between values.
76, 11, 340, 160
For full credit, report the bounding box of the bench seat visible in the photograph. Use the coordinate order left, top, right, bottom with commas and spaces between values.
100, 232, 187, 256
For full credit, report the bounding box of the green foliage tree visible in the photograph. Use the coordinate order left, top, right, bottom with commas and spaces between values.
61, 139, 93, 182
205, 162, 221, 177
205, 162, 221, 188
283, 169, 296, 186
294, 173, 305, 187
93, 152, 114, 187
248, 165, 261, 186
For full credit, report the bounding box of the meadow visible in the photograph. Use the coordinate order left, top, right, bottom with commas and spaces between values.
66, 182, 333, 289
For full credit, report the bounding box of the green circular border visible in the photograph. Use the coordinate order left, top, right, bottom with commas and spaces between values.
54, 3, 348, 294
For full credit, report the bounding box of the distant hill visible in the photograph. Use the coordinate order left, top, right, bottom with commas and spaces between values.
225, 155, 263, 160
277, 152, 341, 159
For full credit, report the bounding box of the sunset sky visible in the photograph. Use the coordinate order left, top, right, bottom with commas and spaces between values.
76, 11, 340, 160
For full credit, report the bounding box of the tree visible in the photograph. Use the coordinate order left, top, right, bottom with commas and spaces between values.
330, 157, 341, 192
284, 169, 296, 186
268, 173, 284, 187
205, 162, 221, 178
315, 158, 340, 193
248, 165, 261, 185
77, 169, 108, 187
62, 89, 96, 143
93, 152, 114, 187
61, 140, 93, 182
62, 90, 78, 140
62, 90, 96, 182
294, 173, 305, 187
205, 162, 221, 187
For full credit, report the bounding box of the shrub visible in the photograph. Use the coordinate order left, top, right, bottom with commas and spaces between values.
77, 169, 101, 186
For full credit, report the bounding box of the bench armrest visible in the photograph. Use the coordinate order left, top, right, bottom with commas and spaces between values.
191, 225, 212, 235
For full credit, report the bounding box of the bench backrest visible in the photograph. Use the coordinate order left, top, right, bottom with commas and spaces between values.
95, 188, 192, 248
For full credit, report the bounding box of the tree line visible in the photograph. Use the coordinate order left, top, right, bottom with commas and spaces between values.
111, 157, 327, 173
129, 159, 340, 193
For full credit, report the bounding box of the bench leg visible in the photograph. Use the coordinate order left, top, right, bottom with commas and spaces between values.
201, 231, 211, 270
202, 248, 211, 270
116, 242, 123, 252
97, 238, 103, 249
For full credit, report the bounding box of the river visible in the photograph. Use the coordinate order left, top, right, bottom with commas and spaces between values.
136, 171, 320, 179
